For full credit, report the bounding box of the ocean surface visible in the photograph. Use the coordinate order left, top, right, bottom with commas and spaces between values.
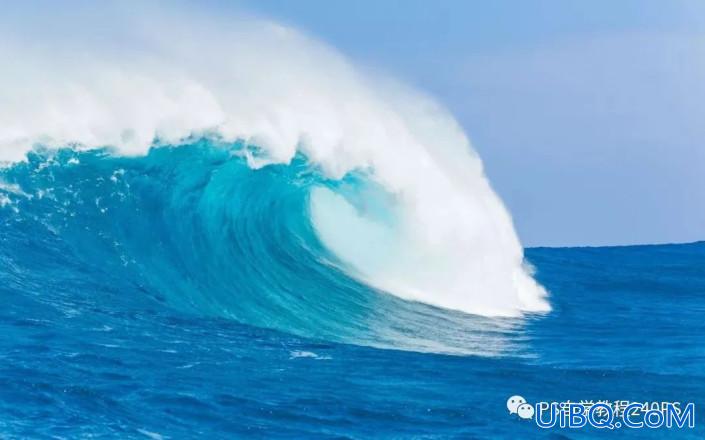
1, 143, 703, 439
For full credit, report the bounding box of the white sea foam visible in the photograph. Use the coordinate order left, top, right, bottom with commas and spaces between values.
0, 1, 549, 316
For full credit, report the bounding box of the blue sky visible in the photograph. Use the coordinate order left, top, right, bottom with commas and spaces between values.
222, 0, 705, 247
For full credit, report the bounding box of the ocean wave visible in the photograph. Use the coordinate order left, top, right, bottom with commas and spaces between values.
0, 1, 548, 350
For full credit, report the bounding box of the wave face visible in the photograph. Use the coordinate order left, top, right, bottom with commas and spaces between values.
1, 143, 532, 354
0, 1, 548, 323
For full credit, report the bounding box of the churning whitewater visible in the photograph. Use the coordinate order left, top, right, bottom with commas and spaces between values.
0, 3, 548, 321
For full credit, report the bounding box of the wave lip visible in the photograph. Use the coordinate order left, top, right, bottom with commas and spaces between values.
0, 1, 549, 318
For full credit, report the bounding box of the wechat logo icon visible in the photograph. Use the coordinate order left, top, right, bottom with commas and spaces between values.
507, 395, 535, 420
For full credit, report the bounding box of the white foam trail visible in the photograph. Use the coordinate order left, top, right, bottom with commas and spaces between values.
0, 1, 549, 316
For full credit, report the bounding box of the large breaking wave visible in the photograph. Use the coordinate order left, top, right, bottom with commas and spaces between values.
0, 1, 549, 352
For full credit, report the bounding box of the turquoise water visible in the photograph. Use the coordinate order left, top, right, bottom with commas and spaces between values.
1, 142, 703, 438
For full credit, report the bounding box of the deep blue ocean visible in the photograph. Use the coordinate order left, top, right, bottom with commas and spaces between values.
1, 142, 703, 439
